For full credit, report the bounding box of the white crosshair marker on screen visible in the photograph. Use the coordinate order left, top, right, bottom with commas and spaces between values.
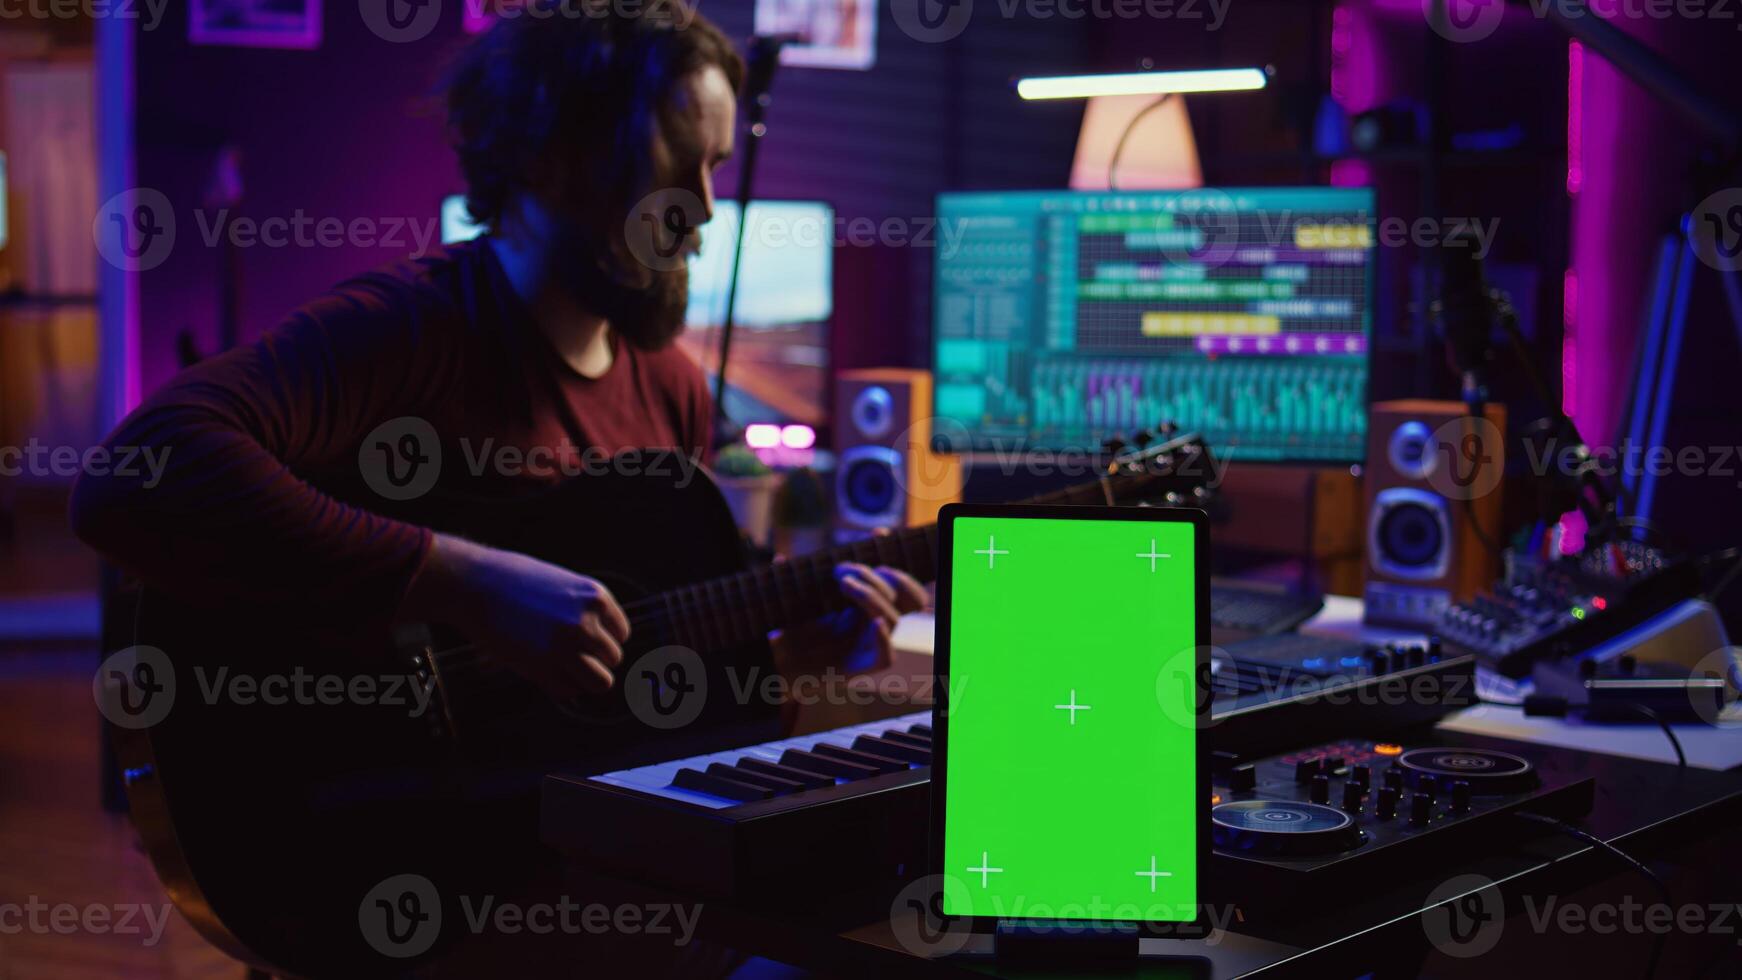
1054, 689, 1091, 725
1136, 539, 1172, 571
974, 535, 1010, 569
967, 851, 1004, 888
1135, 856, 1173, 893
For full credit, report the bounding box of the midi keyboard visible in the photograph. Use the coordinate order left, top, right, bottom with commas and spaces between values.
542, 638, 1476, 899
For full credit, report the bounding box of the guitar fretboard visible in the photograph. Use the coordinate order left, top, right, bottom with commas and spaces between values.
646, 464, 1152, 652
655, 524, 939, 651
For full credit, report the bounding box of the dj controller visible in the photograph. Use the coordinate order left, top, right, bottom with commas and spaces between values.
1208, 735, 1594, 907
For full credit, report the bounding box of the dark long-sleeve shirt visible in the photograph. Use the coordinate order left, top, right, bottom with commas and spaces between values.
70, 238, 712, 617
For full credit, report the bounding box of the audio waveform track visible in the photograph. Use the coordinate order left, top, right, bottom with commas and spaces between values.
1029, 358, 1368, 461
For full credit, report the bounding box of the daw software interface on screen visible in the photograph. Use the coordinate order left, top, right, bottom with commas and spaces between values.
933, 188, 1375, 462
939, 511, 1202, 924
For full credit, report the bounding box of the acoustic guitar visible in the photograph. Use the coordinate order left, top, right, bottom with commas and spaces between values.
102, 431, 1215, 975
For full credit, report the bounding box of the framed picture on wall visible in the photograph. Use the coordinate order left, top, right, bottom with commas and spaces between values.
190, 0, 322, 49
754, 0, 877, 71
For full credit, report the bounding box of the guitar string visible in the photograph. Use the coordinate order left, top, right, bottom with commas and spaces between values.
423, 541, 908, 672
417, 456, 1181, 671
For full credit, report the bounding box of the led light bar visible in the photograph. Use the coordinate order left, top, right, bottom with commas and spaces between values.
1016, 68, 1267, 101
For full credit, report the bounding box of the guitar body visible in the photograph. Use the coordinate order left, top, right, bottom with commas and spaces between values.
113, 467, 779, 976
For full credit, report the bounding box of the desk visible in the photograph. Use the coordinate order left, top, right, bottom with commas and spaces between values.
553, 750, 1741, 977
547, 603, 1742, 977
894, 600, 1742, 770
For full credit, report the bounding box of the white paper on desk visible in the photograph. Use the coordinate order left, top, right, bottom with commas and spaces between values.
892, 611, 935, 658
1440, 704, 1742, 771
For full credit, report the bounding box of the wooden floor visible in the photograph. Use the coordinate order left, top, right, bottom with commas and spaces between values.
0, 647, 238, 979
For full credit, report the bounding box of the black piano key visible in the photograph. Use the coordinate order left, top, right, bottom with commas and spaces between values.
671, 767, 772, 802
813, 742, 906, 773
780, 748, 878, 780
710, 763, 802, 796
737, 757, 834, 790
881, 729, 930, 749
909, 724, 933, 737
854, 734, 928, 764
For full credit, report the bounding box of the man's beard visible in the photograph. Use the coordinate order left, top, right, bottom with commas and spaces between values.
553, 226, 689, 351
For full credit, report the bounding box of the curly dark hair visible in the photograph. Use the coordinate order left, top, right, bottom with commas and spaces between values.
444, 1, 744, 233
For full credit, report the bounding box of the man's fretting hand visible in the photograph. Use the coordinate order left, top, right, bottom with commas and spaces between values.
772, 562, 928, 677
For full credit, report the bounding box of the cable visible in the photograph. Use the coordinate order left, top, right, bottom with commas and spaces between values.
1698, 546, 1742, 603
1617, 702, 1688, 769
1464, 493, 1501, 554
1513, 811, 1672, 980
1457, 407, 1504, 556
1107, 94, 1173, 191
1514, 695, 1687, 769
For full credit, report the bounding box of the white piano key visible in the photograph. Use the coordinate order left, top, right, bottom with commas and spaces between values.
587, 711, 933, 807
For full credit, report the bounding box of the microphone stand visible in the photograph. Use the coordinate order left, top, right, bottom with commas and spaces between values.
712, 36, 792, 445
1490, 290, 1620, 543
1435, 271, 1619, 549
1538, 0, 1742, 541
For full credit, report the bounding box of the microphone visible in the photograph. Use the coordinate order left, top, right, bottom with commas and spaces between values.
1436, 229, 1495, 411
745, 33, 806, 99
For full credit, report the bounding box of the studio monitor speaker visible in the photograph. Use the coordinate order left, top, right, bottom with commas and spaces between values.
1363, 399, 1505, 627
833, 369, 962, 539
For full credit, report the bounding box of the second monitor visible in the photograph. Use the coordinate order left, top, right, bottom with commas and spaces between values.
932, 188, 1375, 462
679, 199, 833, 429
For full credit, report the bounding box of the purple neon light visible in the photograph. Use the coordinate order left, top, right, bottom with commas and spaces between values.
1567, 42, 1585, 196
1329, 2, 1378, 187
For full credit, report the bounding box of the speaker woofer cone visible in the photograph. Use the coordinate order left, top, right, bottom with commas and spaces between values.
836, 446, 904, 528
1369, 487, 1452, 581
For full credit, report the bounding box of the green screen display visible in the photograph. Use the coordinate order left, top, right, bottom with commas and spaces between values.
941, 514, 1200, 923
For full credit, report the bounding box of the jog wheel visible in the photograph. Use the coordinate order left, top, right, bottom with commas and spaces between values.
1211, 800, 1365, 857
1397, 748, 1537, 795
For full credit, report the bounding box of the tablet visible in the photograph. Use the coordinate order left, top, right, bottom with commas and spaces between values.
931, 503, 1211, 933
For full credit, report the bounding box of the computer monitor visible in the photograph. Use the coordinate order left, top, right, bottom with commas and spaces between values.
931, 188, 1374, 462
677, 199, 833, 428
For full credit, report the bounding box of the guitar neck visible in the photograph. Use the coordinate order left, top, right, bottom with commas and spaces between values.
656, 466, 1141, 653
657, 524, 937, 652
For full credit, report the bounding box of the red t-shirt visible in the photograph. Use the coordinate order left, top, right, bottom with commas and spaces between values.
70, 238, 712, 614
